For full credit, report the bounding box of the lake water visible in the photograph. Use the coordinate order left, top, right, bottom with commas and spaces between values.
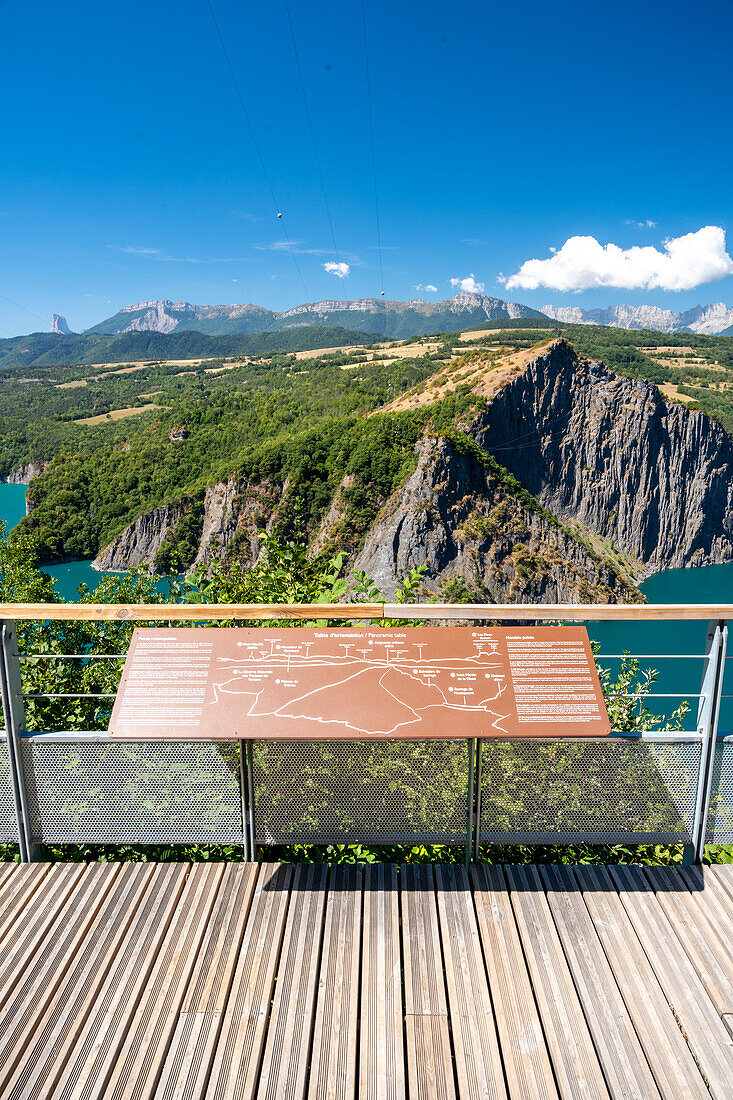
0, 483, 174, 601
0, 483, 730, 728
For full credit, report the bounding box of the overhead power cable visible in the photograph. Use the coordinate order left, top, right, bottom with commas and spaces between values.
361, 0, 384, 297
205, 0, 311, 303
0, 292, 51, 331
283, 0, 348, 306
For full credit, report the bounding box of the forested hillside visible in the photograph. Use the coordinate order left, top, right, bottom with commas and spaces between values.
3, 319, 733, 578
0, 325, 374, 370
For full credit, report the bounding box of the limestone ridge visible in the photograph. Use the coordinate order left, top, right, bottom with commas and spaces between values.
541, 301, 733, 335
473, 339, 733, 576
88, 293, 544, 338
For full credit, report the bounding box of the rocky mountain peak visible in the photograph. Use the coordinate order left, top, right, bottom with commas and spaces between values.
51, 313, 73, 334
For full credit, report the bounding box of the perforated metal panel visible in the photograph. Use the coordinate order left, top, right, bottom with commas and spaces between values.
21, 740, 243, 845
706, 741, 733, 844
479, 738, 701, 844
252, 740, 470, 844
0, 737, 19, 843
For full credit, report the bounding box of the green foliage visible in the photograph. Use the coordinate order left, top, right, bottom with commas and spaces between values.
11, 353, 440, 561
0, 326, 376, 370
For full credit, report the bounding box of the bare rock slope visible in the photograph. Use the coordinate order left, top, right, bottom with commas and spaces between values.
473, 340, 733, 575
352, 434, 640, 603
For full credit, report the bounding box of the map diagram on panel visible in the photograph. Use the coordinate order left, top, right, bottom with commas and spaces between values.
210, 631, 511, 736
109, 626, 610, 740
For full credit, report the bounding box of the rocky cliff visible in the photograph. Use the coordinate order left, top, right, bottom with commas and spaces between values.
1, 461, 48, 486
351, 435, 640, 603
93, 501, 187, 571
472, 340, 733, 575
92, 476, 284, 572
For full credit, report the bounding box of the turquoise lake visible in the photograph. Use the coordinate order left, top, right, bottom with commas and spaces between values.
1, 482, 730, 729
0, 483, 175, 601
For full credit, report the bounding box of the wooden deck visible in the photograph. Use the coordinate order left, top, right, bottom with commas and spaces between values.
0, 862, 732, 1100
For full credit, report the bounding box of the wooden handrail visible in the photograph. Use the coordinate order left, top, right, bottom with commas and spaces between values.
0, 602, 730, 621
386, 604, 733, 621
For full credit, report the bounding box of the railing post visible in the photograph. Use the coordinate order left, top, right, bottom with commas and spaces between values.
473, 738, 483, 863
465, 738, 475, 867
690, 619, 727, 863
238, 740, 251, 861
245, 740, 257, 860
0, 621, 35, 862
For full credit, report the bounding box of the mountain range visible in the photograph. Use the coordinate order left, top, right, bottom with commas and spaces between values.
52, 294, 733, 341
85, 293, 544, 340
541, 302, 733, 336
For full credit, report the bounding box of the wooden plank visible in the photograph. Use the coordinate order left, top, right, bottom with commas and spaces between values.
401, 865, 455, 1100
0, 860, 157, 1100
435, 865, 507, 1100
0, 862, 86, 1011
203, 863, 293, 1100
85, 861, 229, 1100
0, 602, 384, 621
0, 601, 730, 622
0, 864, 49, 949
645, 866, 733, 1014
710, 864, 733, 906
0, 863, 121, 1083
573, 865, 709, 1100
360, 865, 405, 1100
610, 864, 733, 1100
256, 863, 328, 1100
49, 862, 189, 1100
308, 866, 362, 1100
505, 865, 610, 1100
384, 603, 733, 621
541, 865, 661, 1100
402, 864, 447, 1016
682, 864, 733, 924
471, 865, 558, 1100
723, 1015, 733, 1042
0, 863, 14, 893
149, 863, 258, 1100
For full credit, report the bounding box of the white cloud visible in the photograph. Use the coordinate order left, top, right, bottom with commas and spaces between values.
501, 226, 733, 292
450, 274, 485, 293
324, 261, 350, 278
117, 246, 161, 256
109, 245, 250, 263
414, 283, 438, 293
625, 218, 656, 229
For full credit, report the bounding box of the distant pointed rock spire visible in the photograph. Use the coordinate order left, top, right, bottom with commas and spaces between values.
51, 313, 73, 334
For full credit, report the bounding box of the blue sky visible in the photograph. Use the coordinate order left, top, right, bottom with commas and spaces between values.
1, 0, 732, 335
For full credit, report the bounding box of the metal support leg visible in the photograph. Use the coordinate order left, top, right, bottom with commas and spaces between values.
238, 740, 250, 861
691, 619, 727, 863
0, 621, 34, 861
245, 741, 257, 861
465, 739, 475, 867
473, 738, 483, 863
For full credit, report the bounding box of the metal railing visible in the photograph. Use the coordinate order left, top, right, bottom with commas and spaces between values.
0, 603, 730, 863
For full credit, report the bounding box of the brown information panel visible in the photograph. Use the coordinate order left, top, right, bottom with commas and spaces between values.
108, 626, 610, 740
